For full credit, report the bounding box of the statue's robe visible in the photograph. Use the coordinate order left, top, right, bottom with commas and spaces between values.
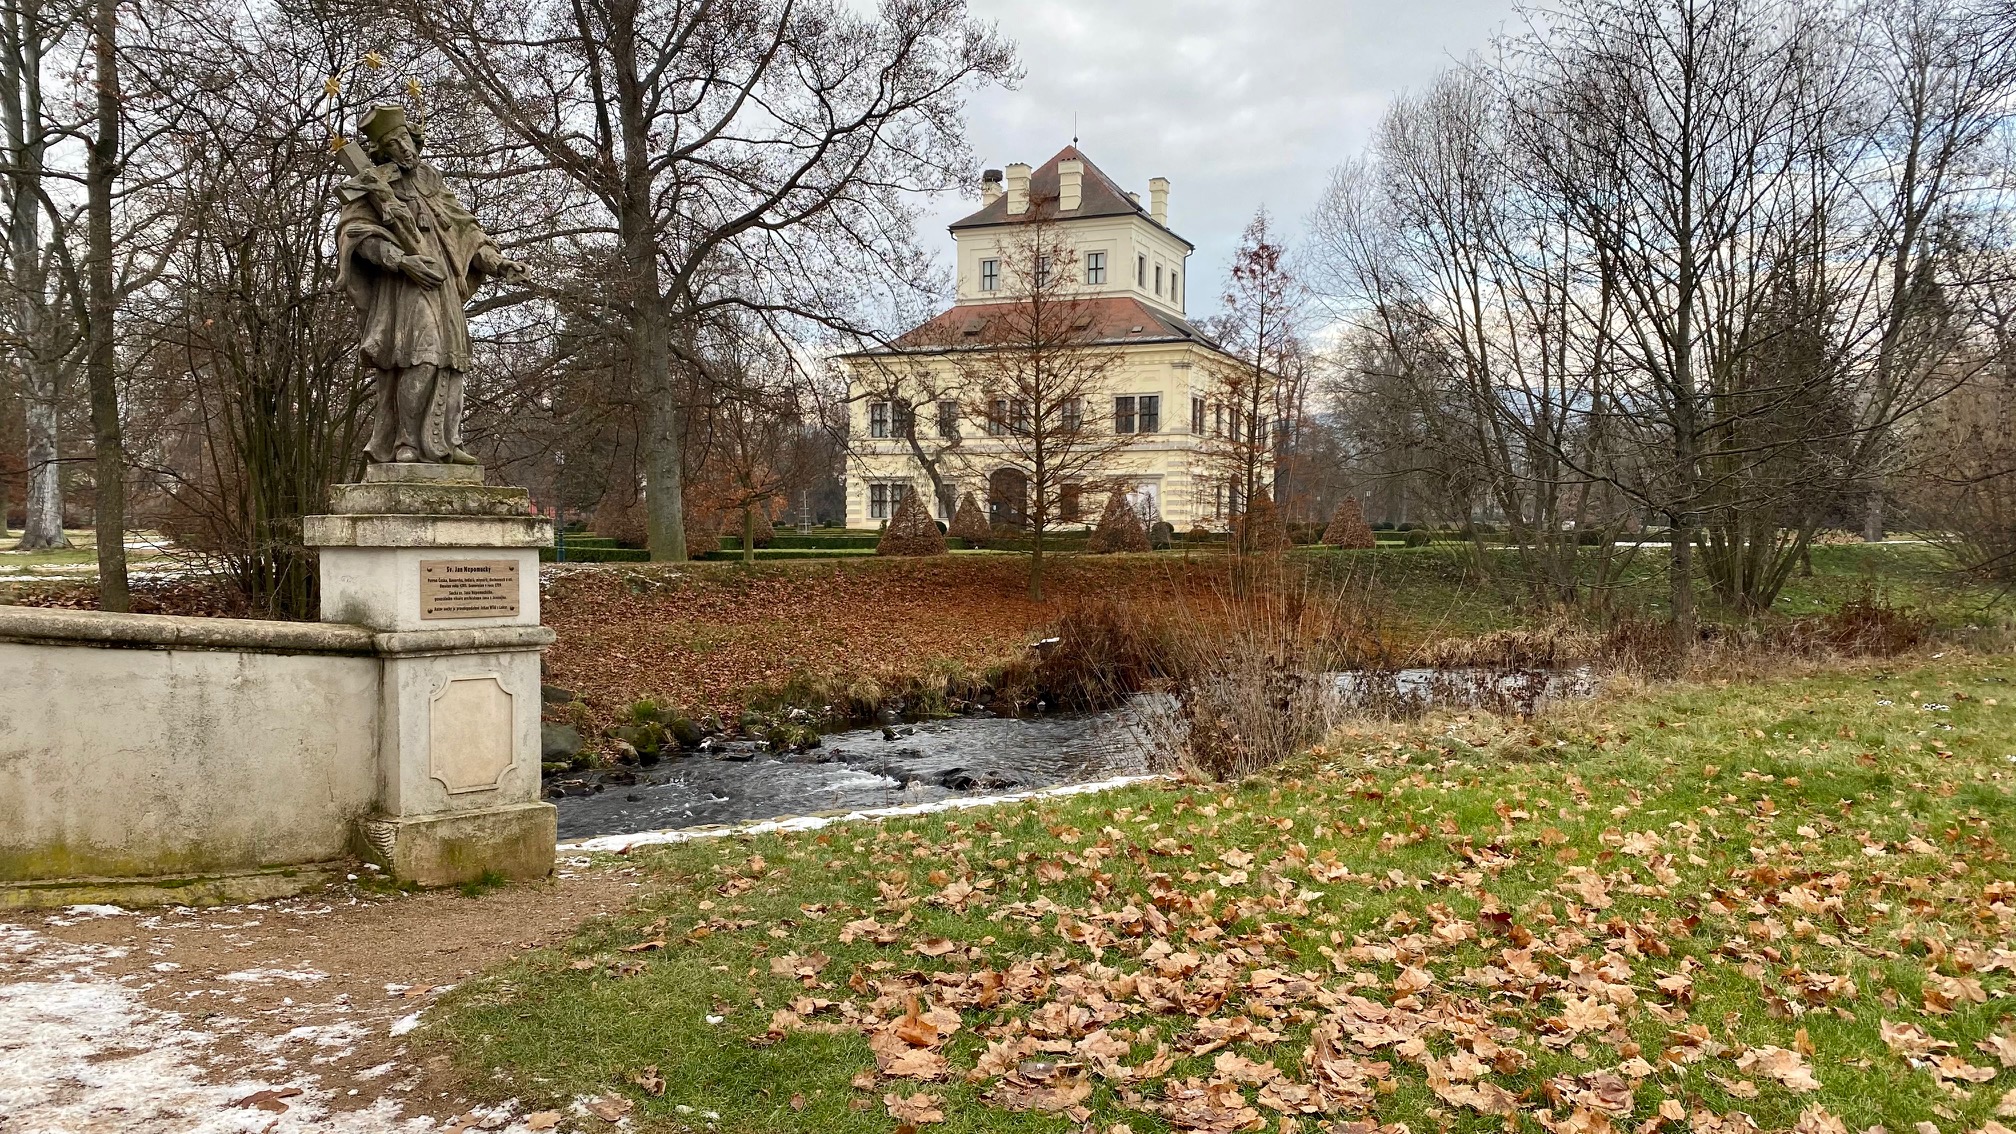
335, 159, 503, 460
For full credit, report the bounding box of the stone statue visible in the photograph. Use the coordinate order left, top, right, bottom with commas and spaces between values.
334, 104, 526, 465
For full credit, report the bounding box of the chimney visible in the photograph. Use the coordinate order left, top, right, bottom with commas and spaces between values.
981, 168, 1003, 206
1128, 191, 1140, 207
1005, 162, 1031, 216
1057, 159, 1083, 212
1149, 177, 1169, 225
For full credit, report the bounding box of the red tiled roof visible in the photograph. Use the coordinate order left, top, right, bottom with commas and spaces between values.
869, 295, 1221, 353
950, 146, 1191, 249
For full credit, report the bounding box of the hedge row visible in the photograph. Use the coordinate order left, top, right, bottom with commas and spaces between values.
696, 547, 879, 561
540, 545, 649, 563
718, 534, 882, 550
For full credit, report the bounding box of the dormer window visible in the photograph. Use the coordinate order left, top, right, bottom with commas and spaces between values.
1086, 251, 1106, 285
980, 258, 1000, 291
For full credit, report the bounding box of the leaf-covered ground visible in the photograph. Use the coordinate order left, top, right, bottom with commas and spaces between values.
433, 658, 2016, 1134
537, 542, 1995, 728
537, 556, 1238, 722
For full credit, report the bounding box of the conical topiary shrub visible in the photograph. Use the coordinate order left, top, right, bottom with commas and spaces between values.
876, 491, 948, 557
948, 492, 990, 546
1086, 489, 1150, 553
1321, 496, 1375, 549
1233, 489, 1293, 553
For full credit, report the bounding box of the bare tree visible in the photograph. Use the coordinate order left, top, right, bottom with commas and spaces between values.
924, 212, 1138, 599
119, 2, 388, 617
395, 0, 1014, 561
0, 0, 75, 551
1309, 0, 2016, 636
1202, 208, 1304, 554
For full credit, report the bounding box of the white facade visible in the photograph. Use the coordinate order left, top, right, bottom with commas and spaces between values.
843, 147, 1269, 533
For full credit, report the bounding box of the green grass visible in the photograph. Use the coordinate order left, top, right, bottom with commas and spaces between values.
430, 658, 2016, 1133
1286, 541, 2004, 644
0, 528, 169, 572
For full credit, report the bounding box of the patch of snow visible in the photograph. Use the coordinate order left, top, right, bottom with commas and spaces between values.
219, 967, 328, 984
247, 1021, 368, 1056
558, 772, 1164, 854
389, 1011, 423, 1037
0, 922, 517, 1132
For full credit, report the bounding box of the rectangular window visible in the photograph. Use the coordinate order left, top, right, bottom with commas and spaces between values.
1171, 271, 1179, 305
980, 259, 1000, 291
1114, 395, 1136, 434
1191, 396, 1205, 433
1137, 394, 1160, 433
988, 397, 1008, 436
892, 398, 914, 438
1085, 251, 1106, 285
1061, 396, 1082, 433
1154, 264, 1163, 296
1012, 398, 1032, 434
1137, 254, 1146, 286
1230, 406, 1242, 442
1060, 482, 1082, 521
1212, 482, 1225, 518
937, 400, 959, 439
1214, 404, 1224, 437
869, 401, 890, 439
870, 482, 910, 520
1034, 256, 1053, 289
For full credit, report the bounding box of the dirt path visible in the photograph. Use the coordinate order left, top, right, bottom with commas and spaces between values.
0, 860, 641, 1133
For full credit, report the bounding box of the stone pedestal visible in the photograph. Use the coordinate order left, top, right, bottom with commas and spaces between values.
305, 463, 557, 886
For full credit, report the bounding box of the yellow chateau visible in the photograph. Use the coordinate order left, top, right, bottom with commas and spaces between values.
842, 146, 1267, 532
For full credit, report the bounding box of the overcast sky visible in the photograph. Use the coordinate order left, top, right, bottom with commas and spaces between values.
915, 0, 1523, 313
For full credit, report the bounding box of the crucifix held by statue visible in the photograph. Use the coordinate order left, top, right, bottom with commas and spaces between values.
333, 104, 526, 465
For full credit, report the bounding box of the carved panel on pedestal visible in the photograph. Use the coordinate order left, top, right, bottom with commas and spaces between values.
428, 674, 515, 794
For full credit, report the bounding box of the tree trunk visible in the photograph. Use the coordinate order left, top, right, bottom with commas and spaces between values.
741, 505, 754, 566
1668, 517, 1694, 652
1862, 488, 1884, 543
637, 307, 685, 562
85, 0, 124, 610
1028, 531, 1044, 601
3, 0, 61, 551
18, 382, 62, 547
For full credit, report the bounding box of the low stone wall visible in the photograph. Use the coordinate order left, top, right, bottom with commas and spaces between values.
0, 607, 383, 905
0, 604, 555, 907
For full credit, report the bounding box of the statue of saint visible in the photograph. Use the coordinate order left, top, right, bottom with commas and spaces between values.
334, 104, 526, 465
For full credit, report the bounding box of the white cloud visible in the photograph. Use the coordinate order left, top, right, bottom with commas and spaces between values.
915, 0, 1520, 316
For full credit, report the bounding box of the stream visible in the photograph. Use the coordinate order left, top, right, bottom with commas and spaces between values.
551, 666, 1597, 841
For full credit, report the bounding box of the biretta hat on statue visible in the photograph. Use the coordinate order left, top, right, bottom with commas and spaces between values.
358, 104, 417, 148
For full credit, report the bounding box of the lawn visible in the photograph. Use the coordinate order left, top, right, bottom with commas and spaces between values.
431, 657, 2016, 1133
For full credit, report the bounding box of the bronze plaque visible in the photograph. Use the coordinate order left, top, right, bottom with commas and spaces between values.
419, 559, 521, 619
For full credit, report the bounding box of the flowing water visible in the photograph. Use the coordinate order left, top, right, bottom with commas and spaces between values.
552, 708, 1155, 840
551, 666, 1597, 841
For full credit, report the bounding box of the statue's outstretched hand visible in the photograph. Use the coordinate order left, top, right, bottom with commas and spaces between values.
400, 254, 448, 289
495, 258, 530, 284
